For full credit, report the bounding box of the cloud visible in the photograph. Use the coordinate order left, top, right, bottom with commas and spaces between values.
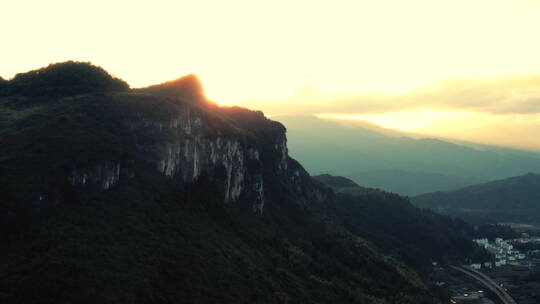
422, 75, 540, 114
238, 74, 540, 115
233, 74, 540, 152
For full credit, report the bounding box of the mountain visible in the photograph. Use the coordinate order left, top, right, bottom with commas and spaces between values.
1, 62, 486, 304
0, 61, 128, 98
137, 73, 207, 102
313, 174, 488, 270
274, 115, 540, 195
349, 170, 480, 196
412, 173, 540, 225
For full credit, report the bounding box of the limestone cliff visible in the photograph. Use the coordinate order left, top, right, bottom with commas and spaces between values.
42, 76, 313, 215
0, 62, 477, 304
1, 68, 324, 217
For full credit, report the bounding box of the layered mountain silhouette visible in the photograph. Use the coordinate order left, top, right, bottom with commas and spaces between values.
274, 115, 540, 195
412, 173, 540, 225
0, 62, 489, 304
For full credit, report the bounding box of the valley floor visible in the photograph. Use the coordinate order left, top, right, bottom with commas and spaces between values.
430, 266, 501, 304
431, 262, 540, 304
483, 263, 540, 304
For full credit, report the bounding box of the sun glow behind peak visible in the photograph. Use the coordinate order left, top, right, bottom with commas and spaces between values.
2, 0, 540, 150
3, 0, 540, 104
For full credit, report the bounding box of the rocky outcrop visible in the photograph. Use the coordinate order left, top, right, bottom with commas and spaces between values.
67, 101, 292, 215
69, 161, 121, 190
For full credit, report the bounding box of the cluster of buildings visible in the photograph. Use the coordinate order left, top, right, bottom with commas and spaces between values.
471, 238, 526, 269
513, 235, 540, 245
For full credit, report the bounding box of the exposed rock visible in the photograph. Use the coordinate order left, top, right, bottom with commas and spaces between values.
69, 161, 121, 190
66, 102, 296, 215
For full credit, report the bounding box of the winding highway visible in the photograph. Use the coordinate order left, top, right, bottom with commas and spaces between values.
450, 265, 517, 304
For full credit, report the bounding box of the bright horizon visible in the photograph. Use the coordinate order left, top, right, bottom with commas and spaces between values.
3, 0, 540, 150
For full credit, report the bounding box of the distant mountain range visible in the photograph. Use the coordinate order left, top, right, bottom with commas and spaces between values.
274, 115, 540, 195
412, 173, 540, 225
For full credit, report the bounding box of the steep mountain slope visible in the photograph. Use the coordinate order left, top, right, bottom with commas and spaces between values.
1, 62, 484, 304
313, 175, 489, 270
412, 173, 540, 225
274, 115, 540, 195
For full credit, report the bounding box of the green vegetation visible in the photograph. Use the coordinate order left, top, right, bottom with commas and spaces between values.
0, 172, 441, 304
0, 62, 491, 303
313, 174, 491, 272
428, 266, 502, 304
0, 61, 128, 99
472, 224, 521, 240
484, 265, 540, 304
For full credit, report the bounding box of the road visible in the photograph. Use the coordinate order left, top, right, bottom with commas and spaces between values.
450, 265, 517, 304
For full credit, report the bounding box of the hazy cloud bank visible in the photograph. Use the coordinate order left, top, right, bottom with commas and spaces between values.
239, 74, 540, 116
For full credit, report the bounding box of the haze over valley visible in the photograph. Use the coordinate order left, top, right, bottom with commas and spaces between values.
275, 115, 540, 195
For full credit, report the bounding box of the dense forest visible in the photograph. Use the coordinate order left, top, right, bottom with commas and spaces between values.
313, 174, 491, 272
0, 62, 489, 304
0, 61, 128, 98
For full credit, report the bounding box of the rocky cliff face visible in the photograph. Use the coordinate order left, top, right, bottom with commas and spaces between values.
65, 93, 296, 215
1, 67, 326, 218
0, 63, 472, 304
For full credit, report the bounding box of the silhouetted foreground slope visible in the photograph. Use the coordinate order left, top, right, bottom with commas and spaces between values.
412, 173, 540, 224
1, 62, 484, 304
313, 175, 490, 271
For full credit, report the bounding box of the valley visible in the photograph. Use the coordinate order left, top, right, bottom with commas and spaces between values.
275, 115, 540, 196
412, 174, 540, 225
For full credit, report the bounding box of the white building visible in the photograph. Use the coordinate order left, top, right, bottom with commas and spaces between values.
474, 238, 489, 245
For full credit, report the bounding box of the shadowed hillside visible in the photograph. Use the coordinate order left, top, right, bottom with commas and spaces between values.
412, 173, 540, 225
0, 62, 488, 304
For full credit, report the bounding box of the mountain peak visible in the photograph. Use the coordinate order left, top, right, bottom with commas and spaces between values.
161, 74, 203, 92
139, 73, 207, 103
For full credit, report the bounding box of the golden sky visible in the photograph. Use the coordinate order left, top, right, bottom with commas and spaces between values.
2, 0, 540, 150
